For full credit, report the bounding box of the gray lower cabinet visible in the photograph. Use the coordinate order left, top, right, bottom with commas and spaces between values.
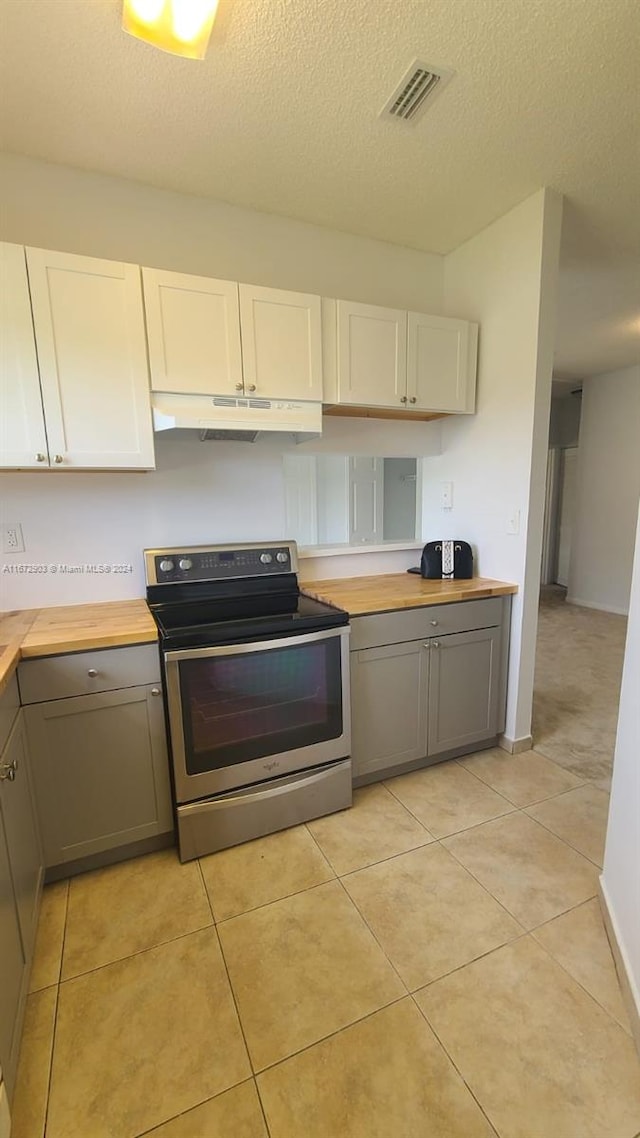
0, 702, 44, 1099
24, 684, 173, 869
0, 805, 25, 1100
350, 598, 509, 784
427, 626, 501, 757
351, 640, 428, 781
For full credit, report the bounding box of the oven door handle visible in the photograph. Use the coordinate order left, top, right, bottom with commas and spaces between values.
163, 625, 350, 664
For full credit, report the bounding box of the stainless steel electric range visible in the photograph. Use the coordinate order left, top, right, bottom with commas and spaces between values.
145, 541, 352, 861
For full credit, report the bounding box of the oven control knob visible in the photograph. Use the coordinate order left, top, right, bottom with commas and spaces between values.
260, 553, 273, 564
276, 552, 289, 563
179, 558, 193, 571
159, 559, 174, 573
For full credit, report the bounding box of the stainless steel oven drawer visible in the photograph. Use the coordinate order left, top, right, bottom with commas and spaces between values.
177, 758, 352, 861
18, 644, 161, 704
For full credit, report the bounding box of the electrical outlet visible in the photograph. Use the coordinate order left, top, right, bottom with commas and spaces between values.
440, 481, 453, 510
2, 523, 25, 554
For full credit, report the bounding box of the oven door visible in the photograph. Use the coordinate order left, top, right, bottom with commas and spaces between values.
164, 626, 351, 802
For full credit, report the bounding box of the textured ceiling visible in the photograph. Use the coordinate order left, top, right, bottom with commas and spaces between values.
0, 0, 638, 378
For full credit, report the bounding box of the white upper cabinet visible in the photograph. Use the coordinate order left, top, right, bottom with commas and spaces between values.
334, 300, 407, 408
239, 284, 323, 401
143, 269, 243, 397
26, 249, 155, 469
0, 242, 49, 469
407, 313, 478, 413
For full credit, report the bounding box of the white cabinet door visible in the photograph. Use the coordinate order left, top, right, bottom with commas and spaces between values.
0, 243, 49, 469
239, 284, 323, 400
143, 268, 243, 396
26, 248, 155, 469
336, 300, 407, 408
407, 313, 477, 413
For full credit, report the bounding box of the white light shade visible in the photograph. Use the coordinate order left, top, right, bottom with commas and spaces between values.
122, 0, 220, 60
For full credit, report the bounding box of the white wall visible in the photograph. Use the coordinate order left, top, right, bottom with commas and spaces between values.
568, 364, 640, 615
1, 425, 435, 608
601, 502, 640, 1036
0, 153, 443, 312
420, 188, 563, 744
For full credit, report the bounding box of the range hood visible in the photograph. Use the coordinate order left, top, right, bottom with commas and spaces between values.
152, 393, 322, 442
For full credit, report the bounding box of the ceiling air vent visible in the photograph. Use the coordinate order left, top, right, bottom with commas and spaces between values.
381, 60, 454, 123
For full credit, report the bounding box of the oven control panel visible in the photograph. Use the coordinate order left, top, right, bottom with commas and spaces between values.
146, 543, 298, 585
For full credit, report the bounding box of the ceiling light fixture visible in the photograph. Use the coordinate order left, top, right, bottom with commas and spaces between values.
122, 0, 220, 60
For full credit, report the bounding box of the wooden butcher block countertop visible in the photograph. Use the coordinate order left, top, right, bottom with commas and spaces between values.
302, 573, 518, 617
0, 599, 157, 692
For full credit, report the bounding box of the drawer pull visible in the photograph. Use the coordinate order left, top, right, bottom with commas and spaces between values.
87, 668, 98, 678
430, 620, 438, 626
151, 687, 161, 696
0, 759, 17, 782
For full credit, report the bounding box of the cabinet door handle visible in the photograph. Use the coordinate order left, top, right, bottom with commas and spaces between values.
409, 397, 417, 404
235, 383, 243, 391
87, 668, 98, 677
430, 620, 438, 626
248, 384, 256, 393
400, 396, 408, 404
54, 454, 64, 464
0, 760, 17, 782
422, 642, 431, 648
432, 641, 440, 649
151, 687, 161, 696
35, 452, 47, 463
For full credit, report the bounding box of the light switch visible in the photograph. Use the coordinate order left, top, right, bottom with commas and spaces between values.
507, 508, 521, 535
440, 481, 453, 510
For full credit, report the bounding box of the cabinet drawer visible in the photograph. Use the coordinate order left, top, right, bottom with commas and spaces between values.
0, 673, 20, 752
350, 597, 504, 651
18, 644, 161, 704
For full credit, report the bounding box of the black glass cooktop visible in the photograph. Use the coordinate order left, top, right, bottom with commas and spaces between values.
148, 590, 348, 650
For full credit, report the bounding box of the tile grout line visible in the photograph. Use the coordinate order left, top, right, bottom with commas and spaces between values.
252, 992, 410, 1078
198, 856, 273, 1138
338, 864, 527, 996
521, 806, 605, 869
335, 873, 411, 995
381, 775, 518, 841
453, 751, 591, 808
41, 876, 70, 1137
131, 1078, 257, 1138
56, 918, 217, 986
528, 913, 633, 1037
304, 816, 433, 880
409, 989, 501, 1138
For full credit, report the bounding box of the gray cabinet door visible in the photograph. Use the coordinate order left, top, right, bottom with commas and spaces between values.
0, 805, 26, 1100
0, 713, 44, 963
351, 640, 428, 780
428, 627, 501, 757
25, 685, 173, 868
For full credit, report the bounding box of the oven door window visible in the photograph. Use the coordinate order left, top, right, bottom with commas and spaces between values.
178, 637, 343, 774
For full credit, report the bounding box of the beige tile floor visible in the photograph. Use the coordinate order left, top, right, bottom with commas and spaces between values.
533, 587, 628, 785
13, 747, 640, 1138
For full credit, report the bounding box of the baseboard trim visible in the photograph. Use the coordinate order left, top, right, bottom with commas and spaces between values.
598, 877, 640, 1057
498, 734, 533, 754
566, 595, 629, 617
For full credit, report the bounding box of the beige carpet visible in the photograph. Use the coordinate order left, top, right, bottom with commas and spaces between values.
533, 587, 628, 787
